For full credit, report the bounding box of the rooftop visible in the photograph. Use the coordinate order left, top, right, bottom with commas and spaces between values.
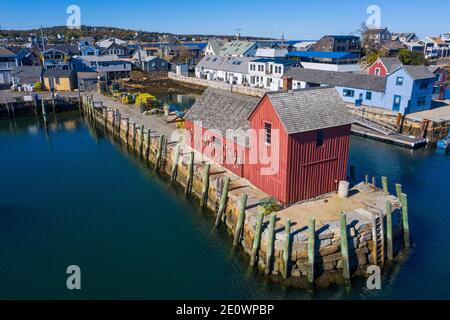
184, 87, 260, 135
287, 51, 360, 60
196, 55, 256, 73
265, 87, 353, 134
285, 67, 387, 92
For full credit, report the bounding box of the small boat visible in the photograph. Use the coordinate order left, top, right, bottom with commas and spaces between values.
437, 135, 450, 150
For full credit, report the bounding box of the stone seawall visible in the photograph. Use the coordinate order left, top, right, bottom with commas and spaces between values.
87, 97, 407, 288
168, 72, 267, 98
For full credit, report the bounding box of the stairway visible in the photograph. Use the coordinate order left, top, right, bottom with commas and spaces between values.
371, 210, 385, 266
353, 115, 398, 136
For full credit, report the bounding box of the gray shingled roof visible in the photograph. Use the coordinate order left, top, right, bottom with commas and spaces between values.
196, 55, 256, 73
219, 40, 256, 56
43, 69, 74, 78
266, 87, 353, 134
379, 57, 402, 72
11, 66, 43, 84
285, 67, 386, 92
185, 87, 260, 134
392, 65, 435, 80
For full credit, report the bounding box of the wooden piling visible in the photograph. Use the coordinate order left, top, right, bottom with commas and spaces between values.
132, 123, 136, 149
200, 164, 211, 207
103, 107, 107, 127
386, 201, 393, 262
117, 112, 122, 138
155, 134, 165, 171
10, 102, 16, 118
265, 213, 276, 275
233, 194, 248, 247
339, 212, 350, 281
146, 128, 151, 160
308, 217, 316, 284
111, 110, 116, 135
125, 118, 130, 145
365, 174, 369, 184
250, 212, 264, 267
184, 152, 194, 194
350, 166, 355, 181
214, 177, 230, 227
395, 183, 403, 198
381, 176, 388, 193
170, 144, 181, 183
282, 218, 291, 279
401, 193, 410, 248
139, 124, 144, 155
41, 98, 47, 124
372, 176, 376, 187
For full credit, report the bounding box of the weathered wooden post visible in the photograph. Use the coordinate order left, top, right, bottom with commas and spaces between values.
131, 123, 136, 149
184, 152, 195, 194
125, 118, 130, 145
308, 217, 316, 284
103, 107, 107, 128
200, 164, 211, 207
155, 134, 165, 171
117, 112, 122, 138
395, 183, 403, 199
365, 174, 369, 184
41, 98, 47, 124
372, 176, 376, 187
214, 177, 230, 227
10, 102, 16, 119
265, 213, 276, 275
111, 110, 116, 135
139, 124, 145, 155
401, 193, 410, 248
339, 212, 350, 281
233, 194, 248, 247
146, 128, 152, 160
381, 176, 388, 193
386, 200, 394, 262
250, 211, 264, 267
171, 144, 181, 182
282, 218, 292, 279
51, 92, 56, 114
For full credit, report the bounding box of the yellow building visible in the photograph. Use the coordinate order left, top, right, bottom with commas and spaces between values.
43, 69, 77, 92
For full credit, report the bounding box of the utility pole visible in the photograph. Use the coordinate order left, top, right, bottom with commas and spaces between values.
137, 30, 144, 70
40, 25, 46, 52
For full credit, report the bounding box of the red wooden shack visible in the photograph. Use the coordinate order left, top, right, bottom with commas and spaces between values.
184, 86, 352, 204
367, 57, 402, 76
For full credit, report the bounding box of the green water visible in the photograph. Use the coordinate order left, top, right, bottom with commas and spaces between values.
0, 113, 449, 299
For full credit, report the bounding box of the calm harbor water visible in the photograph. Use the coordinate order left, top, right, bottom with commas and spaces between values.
0, 112, 449, 300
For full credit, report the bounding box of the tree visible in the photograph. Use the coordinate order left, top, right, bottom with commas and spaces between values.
367, 51, 379, 65
397, 49, 426, 65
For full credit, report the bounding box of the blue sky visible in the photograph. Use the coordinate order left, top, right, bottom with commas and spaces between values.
1, 0, 448, 39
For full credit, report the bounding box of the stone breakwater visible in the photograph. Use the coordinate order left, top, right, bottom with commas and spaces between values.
85, 95, 407, 288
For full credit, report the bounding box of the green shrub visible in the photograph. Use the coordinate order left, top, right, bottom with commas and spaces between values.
258, 197, 281, 215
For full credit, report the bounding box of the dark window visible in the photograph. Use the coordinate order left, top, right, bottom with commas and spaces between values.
419, 80, 429, 90
396, 77, 404, 86
417, 96, 427, 106
343, 89, 355, 97
366, 91, 372, 100
316, 130, 324, 148
264, 122, 272, 145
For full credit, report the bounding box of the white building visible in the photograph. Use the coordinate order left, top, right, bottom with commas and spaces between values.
422, 37, 449, 59
248, 58, 298, 90
96, 37, 127, 49
195, 55, 297, 91
255, 47, 288, 58
204, 40, 226, 56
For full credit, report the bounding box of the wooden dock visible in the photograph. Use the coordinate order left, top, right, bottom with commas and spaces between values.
351, 123, 428, 149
